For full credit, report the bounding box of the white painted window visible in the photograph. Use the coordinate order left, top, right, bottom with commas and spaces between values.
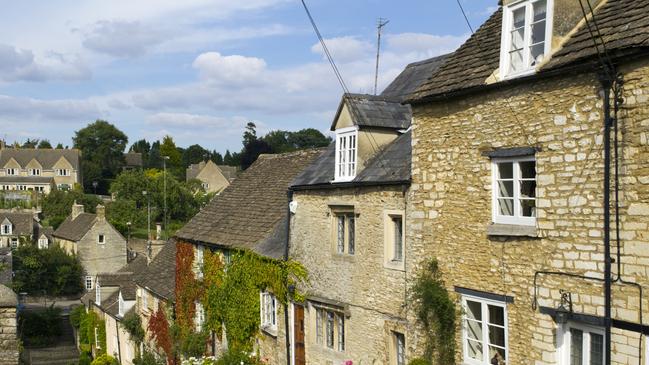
394, 331, 406, 365
260, 291, 277, 332
56, 169, 70, 176
334, 127, 358, 182
194, 245, 204, 279
118, 293, 124, 317
557, 322, 604, 365
1, 185, 9, 190
98, 234, 105, 244
38, 237, 48, 249
500, 0, 552, 79
10, 238, 18, 249
201, 182, 209, 190
333, 210, 355, 255
461, 295, 508, 365
17, 185, 26, 191
95, 327, 101, 349
315, 307, 345, 352
154, 297, 159, 312
492, 157, 536, 225
85, 276, 93, 290
95, 283, 101, 304
194, 301, 205, 332
28, 168, 41, 176
1, 224, 11, 235
5, 168, 16, 176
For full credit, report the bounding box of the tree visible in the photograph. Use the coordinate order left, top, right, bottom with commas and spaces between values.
12, 245, 84, 296
130, 139, 151, 167
37, 139, 52, 149
182, 144, 210, 167
240, 123, 272, 170
211, 150, 224, 165
148, 141, 162, 169
73, 120, 128, 193
41, 188, 101, 229
287, 128, 332, 149
262, 131, 291, 153
159, 136, 183, 179
55, 143, 64, 149
22, 138, 39, 148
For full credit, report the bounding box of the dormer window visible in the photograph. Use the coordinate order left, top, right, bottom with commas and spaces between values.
334, 127, 358, 182
5, 168, 16, 176
500, 0, 552, 79
29, 168, 41, 176
1, 222, 11, 235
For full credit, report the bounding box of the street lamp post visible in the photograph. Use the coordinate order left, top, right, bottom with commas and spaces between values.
142, 190, 151, 259
163, 156, 170, 239
92, 181, 98, 195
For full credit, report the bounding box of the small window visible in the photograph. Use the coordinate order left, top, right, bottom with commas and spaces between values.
559, 323, 604, 365
462, 295, 508, 365
194, 301, 205, 332
10, 238, 18, 249
194, 245, 204, 279
333, 209, 355, 255
1, 224, 11, 235
393, 332, 406, 365
492, 157, 536, 226
95, 283, 101, 304
118, 294, 124, 317
142, 290, 149, 311
85, 276, 93, 290
260, 292, 277, 333
334, 127, 358, 182
38, 238, 48, 249
500, 0, 551, 79
56, 169, 69, 176
29, 168, 41, 176
315, 307, 345, 352
95, 327, 101, 349
98, 234, 105, 244
154, 297, 159, 312
5, 168, 16, 176
201, 182, 209, 190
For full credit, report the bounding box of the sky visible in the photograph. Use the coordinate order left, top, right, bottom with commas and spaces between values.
0, 0, 497, 154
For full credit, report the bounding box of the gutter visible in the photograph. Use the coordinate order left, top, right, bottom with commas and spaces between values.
290, 179, 411, 192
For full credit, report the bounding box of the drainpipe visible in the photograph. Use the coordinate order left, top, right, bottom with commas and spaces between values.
600, 71, 613, 365
284, 189, 294, 365
116, 317, 122, 364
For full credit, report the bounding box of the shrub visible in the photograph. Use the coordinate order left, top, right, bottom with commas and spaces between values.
70, 305, 85, 329
19, 305, 62, 347
78, 351, 92, 365
12, 245, 83, 296
122, 311, 145, 346
90, 354, 119, 365
408, 358, 432, 365
133, 349, 166, 365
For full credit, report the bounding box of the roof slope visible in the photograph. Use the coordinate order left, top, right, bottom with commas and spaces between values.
124, 152, 143, 167
135, 240, 176, 301
0, 148, 80, 169
0, 212, 35, 236
0, 176, 54, 184
176, 149, 323, 259
53, 213, 96, 241
332, 94, 412, 130
381, 54, 451, 99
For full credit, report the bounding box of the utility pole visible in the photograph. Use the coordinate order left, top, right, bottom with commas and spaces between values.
374, 18, 389, 95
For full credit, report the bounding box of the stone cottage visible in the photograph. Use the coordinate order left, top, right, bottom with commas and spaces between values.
54, 202, 127, 291
0, 147, 81, 193
404, 0, 649, 364
186, 160, 237, 194
0, 211, 39, 248
175, 149, 322, 363
285, 54, 448, 365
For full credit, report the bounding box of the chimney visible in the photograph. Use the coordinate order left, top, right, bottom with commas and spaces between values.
156, 223, 162, 240
71, 201, 84, 220
96, 204, 105, 220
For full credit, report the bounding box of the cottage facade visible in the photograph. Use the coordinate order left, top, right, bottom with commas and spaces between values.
0, 148, 81, 193
186, 160, 237, 194
405, 0, 649, 364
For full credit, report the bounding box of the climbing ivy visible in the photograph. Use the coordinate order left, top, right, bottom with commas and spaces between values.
175, 242, 202, 340
148, 304, 174, 364
78, 309, 107, 355
410, 259, 456, 364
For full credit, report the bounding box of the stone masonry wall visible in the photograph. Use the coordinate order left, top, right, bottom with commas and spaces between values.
0, 307, 18, 365
409, 58, 649, 364
78, 219, 127, 279
290, 185, 421, 365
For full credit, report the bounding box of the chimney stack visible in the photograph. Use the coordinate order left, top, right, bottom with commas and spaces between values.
71, 201, 84, 220
96, 204, 105, 220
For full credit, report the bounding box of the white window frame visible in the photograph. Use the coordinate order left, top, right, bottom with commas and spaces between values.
260, 291, 278, 333
491, 156, 536, 226
38, 237, 48, 249
118, 292, 125, 317
556, 322, 605, 365
85, 276, 93, 290
194, 301, 205, 332
98, 234, 105, 245
194, 245, 204, 279
201, 182, 209, 190
142, 289, 149, 311
29, 168, 41, 176
499, 0, 554, 80
56, 169, 69, 176
5, 168, 16, 176
10, 238, 18, 249
461, 295, 509, 365
95, 327, 101, 349
1, 224, 11, 235
333, 126, 358, 182
95, 282, 101, 304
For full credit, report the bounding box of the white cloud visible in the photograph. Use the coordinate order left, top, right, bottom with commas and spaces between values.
0, 94, 101, 121
0, 44, 90, 82
311, 36, 373, 63
386, 33, 467, 57
81, 20, 167, 58
147, 112, 248, 130
192, 52, 267, 85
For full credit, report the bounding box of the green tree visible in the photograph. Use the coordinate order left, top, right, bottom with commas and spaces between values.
287, 128, 332, 149
73, 120, 128, 194
262, 130, 291, 153
159, 136, 183, 179
130, 139, 151, 167
22, 138, 39, 148
182, 144, 210, 167
55, 143, 64, 149
148, 141, 163, 169
37, 139, 53, 149
211, 150, 224, 165
12, 245, 84, 296
240, 123, 272, 170
41, 188, 101, 229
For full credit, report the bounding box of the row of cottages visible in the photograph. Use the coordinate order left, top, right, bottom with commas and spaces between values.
54, 202, 127, 291
185, 160, 238, 194
0, 210, 53, 249
402, 0, 649, 364
0, 148, 81, 193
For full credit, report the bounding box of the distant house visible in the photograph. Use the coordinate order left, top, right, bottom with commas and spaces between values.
186, 160, 237, 194
123, 152, 143, 171
0, 147, 81, 193
53, 202, 127, 291
0, 210, 46, 249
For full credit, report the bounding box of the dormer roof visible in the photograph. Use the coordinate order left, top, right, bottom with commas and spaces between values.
330, 94, 411, 131
0, 212, 36, 236
0, 148, 80, 170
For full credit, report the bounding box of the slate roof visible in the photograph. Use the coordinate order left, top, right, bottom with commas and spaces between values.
124, 152, 143, 167
53, 213, 96, 241
291, 131, 411, 189
0, 148, 80, 169
36, 226, 54, 241
409, 0, 649, 102
218, 165, 239, 182
0, 211, 36, 236
331, 94, 411, 131
176, 149, 323, 259
135, 240, 176, 302
381, 54, 451, 99
0, 176, 54, 184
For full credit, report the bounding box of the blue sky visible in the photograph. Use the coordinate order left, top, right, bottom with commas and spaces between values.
0, 0, 496, 153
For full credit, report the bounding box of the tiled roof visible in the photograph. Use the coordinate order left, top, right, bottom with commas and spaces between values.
124, 152, 143, 167
291, 131, 411, 189
409, 0, 649, 102
0, 211, 36, 236
176, 150, 323, 259
0, 148, 80, 170
0, 176, 54, 184
381, 54, 451, 99
135, 240, 176, 302
331, 94, 411, 131
53, 213, 96, 241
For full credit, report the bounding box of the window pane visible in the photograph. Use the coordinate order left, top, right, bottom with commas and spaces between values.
337, 315, 345, 351
326, 311, 334, 348
488, 305, 504, 326
590, 333, 604, 365
520, 180, 536, 198
348, 216, 355, 255
488, 325, 505, 347
498, 163, 513, 179
396, 332, 405, 365
530, 43, 545, 66
498, 198, 515, 216
521, 199, 536, 217
510, 50, 524, 73
337, 216, 345, 253
512, 7, 525, 28
531, 20, 546, 44
466, 300, 482, 320
489, 346, 507, 364
498, 181, 514, 198
533, 0, 547, 21
511, 28, 524, 50
570, 329, 584, 365
467, 338, 483, 360
466, 319, 483, 341
520, 161, 535, 179
393, 217, 403, 261
316, 309, 323, 344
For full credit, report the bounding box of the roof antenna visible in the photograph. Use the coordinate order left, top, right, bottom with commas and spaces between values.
374, 17, 389, 95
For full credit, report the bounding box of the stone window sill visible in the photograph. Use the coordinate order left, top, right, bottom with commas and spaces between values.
487, 223, 538, 237
261, 325, 278, 338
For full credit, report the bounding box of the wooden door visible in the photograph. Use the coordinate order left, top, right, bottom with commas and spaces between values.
294, 305, 306, 365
